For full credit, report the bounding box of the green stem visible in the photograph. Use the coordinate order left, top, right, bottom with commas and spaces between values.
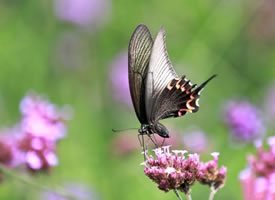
174, 189, 183, 200
186, 191, 192, 200
208, 185, 217, 200
173, 189, 192, 200
0, 164, 74, 200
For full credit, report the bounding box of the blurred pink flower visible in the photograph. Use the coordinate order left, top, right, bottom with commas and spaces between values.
239, 136, 275, 200
153, 128, 181, 147
17, 133, 58, 171
181, 129, 208, 153
54, 0, 110, 27
110, 51, 132, 106
142, 146, 227, 194
111, 132, 140, 156
20, 93, 71, 141
0, 92, 72, 173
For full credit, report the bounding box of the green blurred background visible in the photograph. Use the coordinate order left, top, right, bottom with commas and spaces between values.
0, 0, 275, 199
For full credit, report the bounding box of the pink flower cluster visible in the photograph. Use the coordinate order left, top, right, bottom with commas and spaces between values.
0, 92, 71, 173
142, 146, 227, 194
239, 136, 275, 200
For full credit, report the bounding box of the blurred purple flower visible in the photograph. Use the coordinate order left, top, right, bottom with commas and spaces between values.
181, 129, 208, 153
239, 136, 275, 200
54, 0, 110, 27
142, 146, 227, 194
110, 52, 132, 106
41, 183, 98, 200
224, 100, 265, 142
20, 93, 71, 141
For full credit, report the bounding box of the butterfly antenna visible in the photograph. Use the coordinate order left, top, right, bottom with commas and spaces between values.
112, 128, 139, 133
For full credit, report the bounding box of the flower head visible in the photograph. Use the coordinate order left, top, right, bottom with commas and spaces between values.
142, 146, 227, 194
197, 152, 227, 190
17, 133, 58, 171
224, 100, 265, 142
20, 93, 71, 141
248, 136, 275, 178
239, 136, 275, 200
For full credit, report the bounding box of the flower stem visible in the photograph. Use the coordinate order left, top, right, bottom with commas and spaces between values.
208, 185, 217, 200
0, 164, 74, 199
186, 191, 192, 200
173, 190, 192, 200
174, 189, 183, 200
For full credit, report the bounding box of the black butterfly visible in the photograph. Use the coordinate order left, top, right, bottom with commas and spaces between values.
128, 24, 216, 139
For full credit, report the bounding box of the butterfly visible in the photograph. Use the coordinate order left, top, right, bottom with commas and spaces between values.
128, 24, 216, 139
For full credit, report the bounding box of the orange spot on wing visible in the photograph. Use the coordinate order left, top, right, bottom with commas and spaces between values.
176, 80, 181, 89
167, 80, 173, 90
186, 100, 195, 110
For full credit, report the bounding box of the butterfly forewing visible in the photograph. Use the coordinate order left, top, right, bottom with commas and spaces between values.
145, 27, 178, 122
128, 24, 153, 124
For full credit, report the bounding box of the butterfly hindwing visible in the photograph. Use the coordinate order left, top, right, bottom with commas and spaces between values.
128, 24, 153, 124
154, 74, 217, 121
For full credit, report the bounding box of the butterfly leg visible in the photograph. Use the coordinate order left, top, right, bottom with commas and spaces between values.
147, 133, 158, 148
138, 133, 147, 160
160, 138, 166, 147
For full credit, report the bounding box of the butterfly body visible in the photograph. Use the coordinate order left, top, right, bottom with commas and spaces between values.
138, 123, 169, 138
128, 24, 216, 139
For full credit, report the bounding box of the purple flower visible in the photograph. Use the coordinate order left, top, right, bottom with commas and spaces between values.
20, 93, 71, 141
181, 129, 208, 153
54, 0, 110, 27
239, 136, 275, 200
110, 52, 132, 106
142, 146, 227, 194
224, 100, 265, 142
